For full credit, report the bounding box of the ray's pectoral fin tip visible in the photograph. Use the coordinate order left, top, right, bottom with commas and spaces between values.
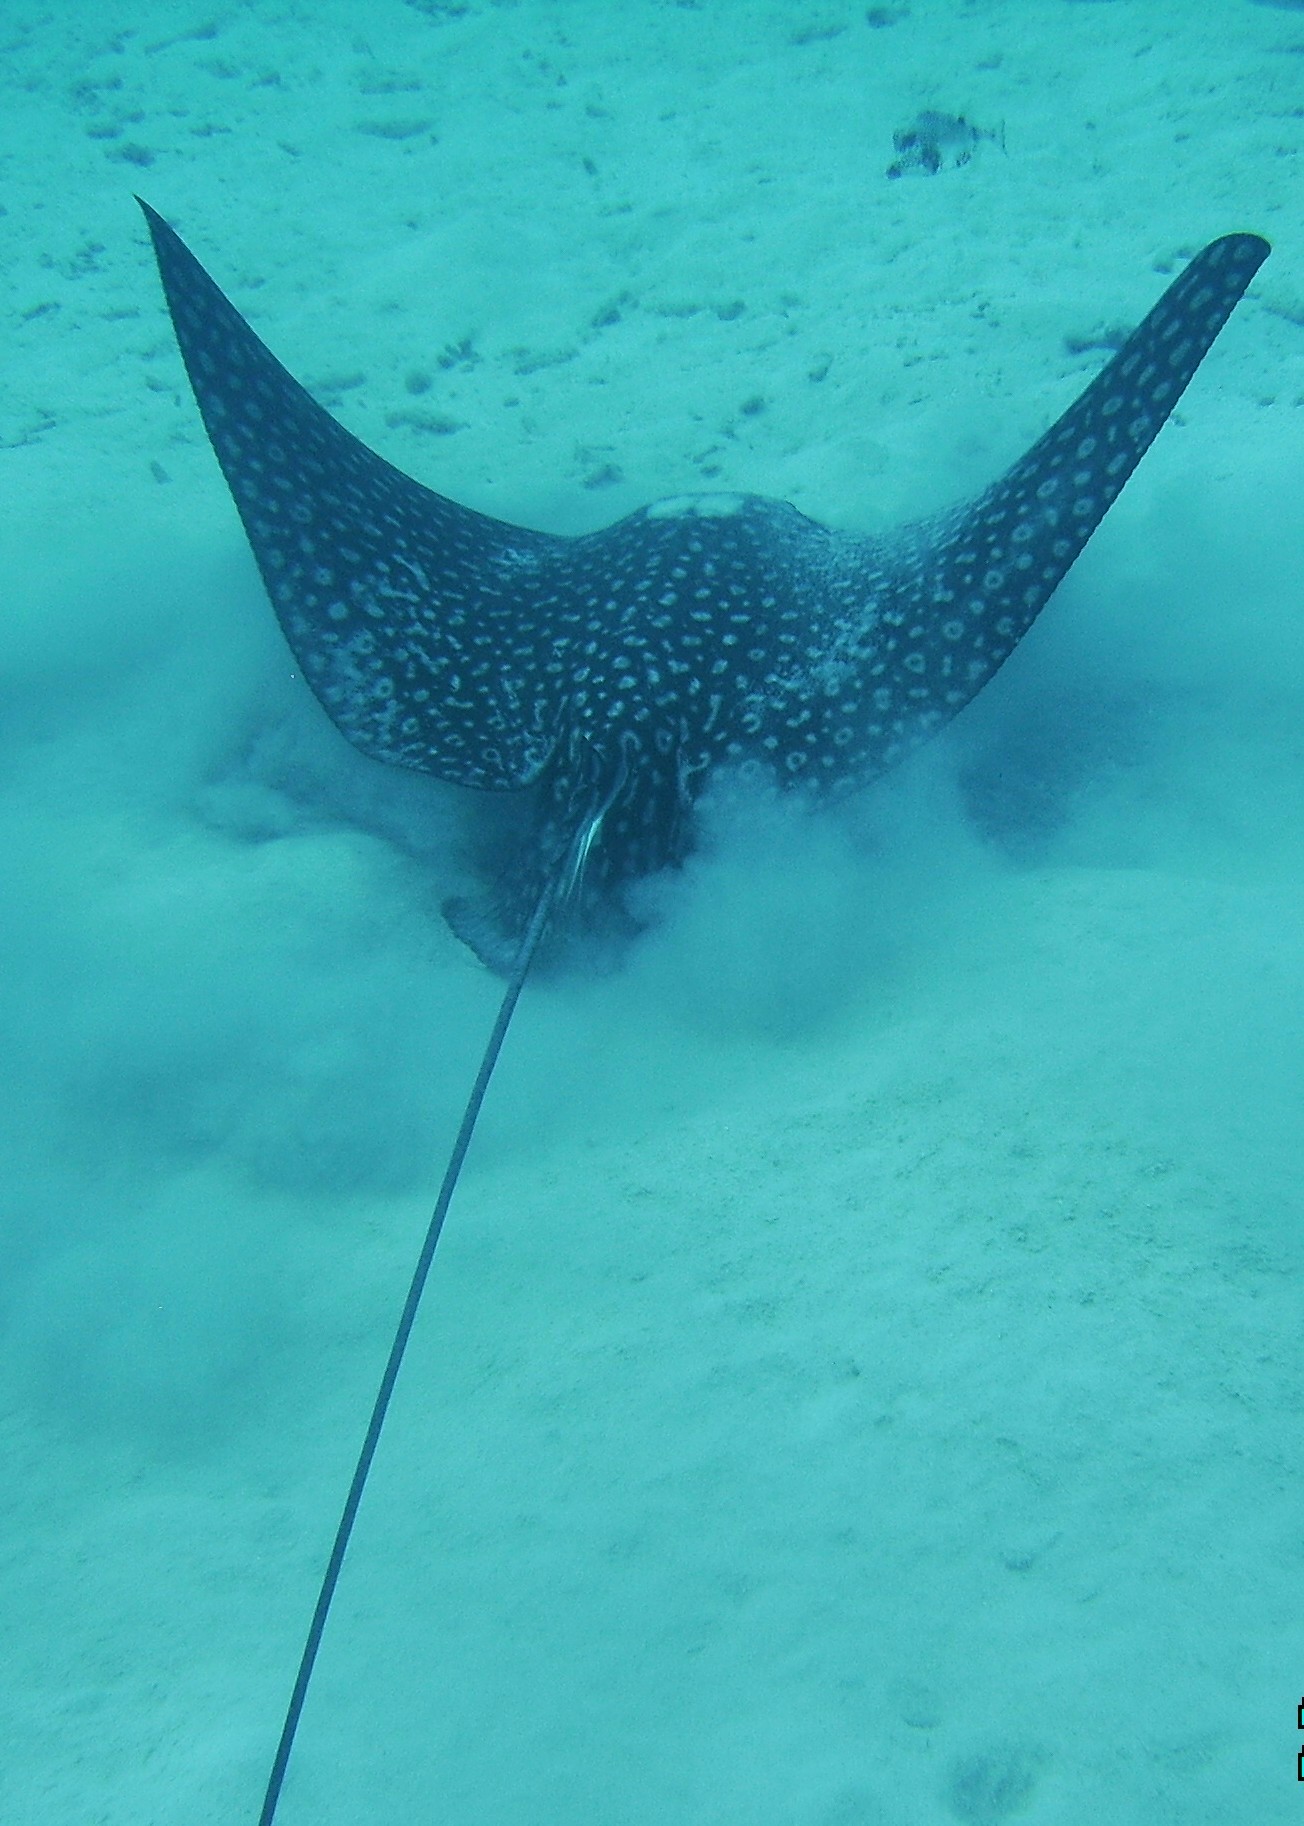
138, 197, 1268, 969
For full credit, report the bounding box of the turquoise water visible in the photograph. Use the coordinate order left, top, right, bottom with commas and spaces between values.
1, 2, 1301, 1821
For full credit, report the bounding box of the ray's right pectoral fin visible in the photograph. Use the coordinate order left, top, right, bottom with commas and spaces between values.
935, 232, 1269, 658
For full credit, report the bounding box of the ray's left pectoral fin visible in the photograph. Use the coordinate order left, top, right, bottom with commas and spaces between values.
932, 232, 1269, 652
138, 197, 565, 792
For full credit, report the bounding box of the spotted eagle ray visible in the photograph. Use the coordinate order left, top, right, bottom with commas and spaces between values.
139, 204, 1268, 972
137, 203, 1266, 1822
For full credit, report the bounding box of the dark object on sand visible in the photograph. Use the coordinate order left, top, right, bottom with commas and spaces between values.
888, 110, 1003, 177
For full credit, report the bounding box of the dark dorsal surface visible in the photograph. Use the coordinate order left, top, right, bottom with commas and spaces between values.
139, 201, 1267, 967
141, 201, 569, 793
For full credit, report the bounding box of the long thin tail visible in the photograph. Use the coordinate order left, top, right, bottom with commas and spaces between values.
256, 801, 604, 1824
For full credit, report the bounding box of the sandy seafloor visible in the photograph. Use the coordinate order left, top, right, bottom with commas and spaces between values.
3, 1, 1304, 1821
